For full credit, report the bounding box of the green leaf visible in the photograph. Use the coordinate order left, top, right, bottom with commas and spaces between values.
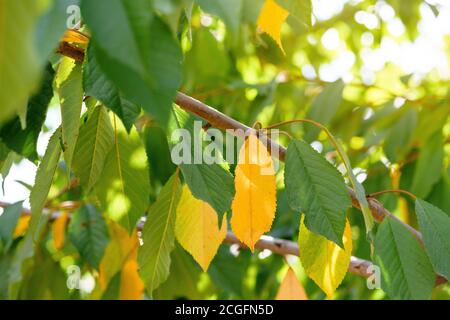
415, 199, 450, 281
0, 202, 24, 251
83, 44, 141, 132
8, 214, 50, 299
56, 57, 84, 171
383, 108, 417, 163
17, 250, 70, 300
34, 0, 79, 63
29, 129, 62, 238
411, 132, 443, 198
179, 163, 234, 222
95, 116, 151, 233
0, 64, 55, 161
208, 246, 250, 297
72, 106, 114, 193
152, 0, 189, 35
195, 0, 243, 37
427, 169, 450, 215
285, 139, 350, 247
275, 0, 312, 26
81, 0, 182, 128
374, 218, 435, 300
184, 28, 231, 87
0, 0, 42, 124
143, 126, 177, 187
101, 272, 121, 300
154, 243, 206, 300
138, 172, 182, 295
0, 151, 18, 194
0, 250, 13, 299
68, 205, 109, 269
304, 80, 345, 142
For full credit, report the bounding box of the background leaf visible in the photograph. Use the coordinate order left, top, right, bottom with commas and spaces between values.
29, 129, 62, 237
257, 0, 289, 52
411, 132, 444, 198
0, 64, 55, 161
276, 267, 308, 300
56, 57, 83, 171
195, 0, 243, 37
304, 80, 345, 142
0, 0, 42, 124
83, 44, 141, 132
68, 205, 109, 269
0, 202, 24, 251
275, 0, 312, 26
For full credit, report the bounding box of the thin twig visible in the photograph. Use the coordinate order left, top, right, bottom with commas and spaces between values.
368, 189, 417, 201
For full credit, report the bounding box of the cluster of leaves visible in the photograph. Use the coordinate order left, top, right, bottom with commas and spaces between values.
0, 0, 449, 300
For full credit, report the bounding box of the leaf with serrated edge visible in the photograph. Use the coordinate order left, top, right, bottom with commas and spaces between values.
176, 185, 227, 271
180, 162, 234, 224
285, 140, 350, 247
29, 129, 62, 238
374, 217, 435, 300
73, 106, 114, 192
68, 205, 109, 269
138, 172, 182, 295
299, 217, 352, 299
56, 57, 83, 172
96, 115, 150, 233
231, 134, 277, 251
120, 248, 145, 300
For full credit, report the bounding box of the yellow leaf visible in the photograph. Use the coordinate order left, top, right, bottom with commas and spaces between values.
62, 29, 89, 44
52, 212, 69, 249
120, 249, 145, 300
257, 0, 289, 52
298, 217, 352, 299
13, 215, 31, 238
99, 221, 139, 290
276, 267, 308, 300
175, 185, 227, 272
231, 134, 277, 251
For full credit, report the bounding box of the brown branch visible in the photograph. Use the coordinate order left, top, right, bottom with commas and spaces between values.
56, 42, 85, 62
